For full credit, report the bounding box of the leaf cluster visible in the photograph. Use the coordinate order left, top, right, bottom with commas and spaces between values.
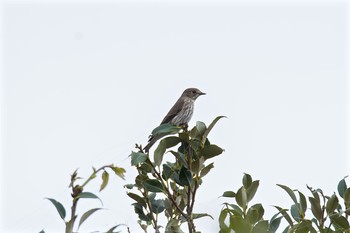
126, 116, 225, 233
219, 174, 350, 233
43, 115, 350, 233
44, 165, 126, 233
274, 177, 350, 233
219, 173, 281, 233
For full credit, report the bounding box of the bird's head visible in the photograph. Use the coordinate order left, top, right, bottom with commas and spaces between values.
182, 88, 206, 100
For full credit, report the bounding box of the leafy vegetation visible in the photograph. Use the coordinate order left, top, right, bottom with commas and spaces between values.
219, 174, 350, 233
126, 116, 225, 233
44, 116, 350, 233
44, 165, 126, 233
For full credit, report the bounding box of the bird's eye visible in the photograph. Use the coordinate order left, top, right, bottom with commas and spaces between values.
192, 90, 196, 94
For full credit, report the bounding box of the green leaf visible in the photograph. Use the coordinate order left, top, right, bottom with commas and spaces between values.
192, 157, 204, 175
154, 141, 166, 167
190, 127, 201, 140
163, 199, 173, 219
178, 131, 189, 142
99, 171, 109, 192
243, 173, 252, 189
78, 208, 102, 229
111, 166, 125, 180
230, 214, 251, 233
200, 162, 214, 178
196, 121, 207, 135
201, 116, 226, 145
277, 184, 298, 205
150, 198, 165, 214
235, 187, 247, 210
154, 137, 182, 166
330, 214, 350, 229
139, 163, 153, 174
309, 197, 322, 221
168, 150, 187, 168
291, 204, 302, 222
165, 219, 184, 233
130, 152, 148, 166
192, 213, 214, 220
106, 224, 122, 233
295, 220, 314, 233
201, 144, 224, 160
252, 220, 269, 233
269, 214, 283, 233
162, 163, 173, 180
247, 204, 264, 224
274, 206, 294, 226
46, 198, 66, 220
326, 194, 339, 214
227, 203, 244, 216
79, 192, 103, 205
135, 174, 148, 188
219, 208, 229, 230
298, 191, 307, 215
219, 229, 230, 233
344, 188, 350, 205
222, 191, 236, 198
164, 136, 182, 148
307, 185, 320, 202
338, 177, 348, 198
345, 208, 350, 215
124, 184, 134, 189
247, 180, 260, 202
133, 203, 151, 221
151, 123, 181, 135
252, 204, 264, 224
39, 230, 45, 233
281, 226, 290, 233
144, 179, 164, 193
127, 192, 147, 207
179, 166, 192, 186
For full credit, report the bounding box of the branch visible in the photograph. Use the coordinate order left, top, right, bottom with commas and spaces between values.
146, 158, 189, 219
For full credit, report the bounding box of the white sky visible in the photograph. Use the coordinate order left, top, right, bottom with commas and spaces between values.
1, 1, 349, 233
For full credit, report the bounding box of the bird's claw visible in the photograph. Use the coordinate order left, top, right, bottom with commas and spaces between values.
180, 123, 189, 132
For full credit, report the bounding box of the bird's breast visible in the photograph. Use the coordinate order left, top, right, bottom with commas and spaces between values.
170, 99, 194, 126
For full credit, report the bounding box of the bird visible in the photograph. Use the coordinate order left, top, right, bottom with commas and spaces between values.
144, 88, 206, 152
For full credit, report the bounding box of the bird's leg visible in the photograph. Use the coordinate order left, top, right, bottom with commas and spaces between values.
180, 123, 189, 132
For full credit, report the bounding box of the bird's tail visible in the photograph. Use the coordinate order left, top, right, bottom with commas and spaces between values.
144, 134, 164, 153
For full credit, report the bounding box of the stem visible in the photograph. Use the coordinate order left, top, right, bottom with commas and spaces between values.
320, 194, 326, 229
65, 197, 78, 233
81, 164, 113, 188
65, 165, 113, 233
190, 180, 198, 214
146, 158, 188, 219
185, 144, 196, 233
137, 168, 158, 231
65, 182, 82, 233
144, 191, 158, 231
187, 186, 192, 233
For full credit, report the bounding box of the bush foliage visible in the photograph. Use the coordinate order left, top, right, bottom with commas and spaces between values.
44, 117, 350, 233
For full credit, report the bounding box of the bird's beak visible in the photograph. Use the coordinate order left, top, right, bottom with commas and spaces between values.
199, 91, 206, 95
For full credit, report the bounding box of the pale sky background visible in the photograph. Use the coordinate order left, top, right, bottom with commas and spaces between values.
1, 0, 349, 232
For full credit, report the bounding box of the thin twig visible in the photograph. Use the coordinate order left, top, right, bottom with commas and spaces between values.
146, 158, 188, 219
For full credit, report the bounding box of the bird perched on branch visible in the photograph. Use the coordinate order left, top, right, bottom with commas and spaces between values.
144, 88, 206, 152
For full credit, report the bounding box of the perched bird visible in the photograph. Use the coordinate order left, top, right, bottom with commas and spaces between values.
144, 88, 206, 152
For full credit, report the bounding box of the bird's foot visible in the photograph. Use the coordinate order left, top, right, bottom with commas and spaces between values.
180, 123, 189, 132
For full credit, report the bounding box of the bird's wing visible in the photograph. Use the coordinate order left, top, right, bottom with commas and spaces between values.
160, 97, 184, 124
